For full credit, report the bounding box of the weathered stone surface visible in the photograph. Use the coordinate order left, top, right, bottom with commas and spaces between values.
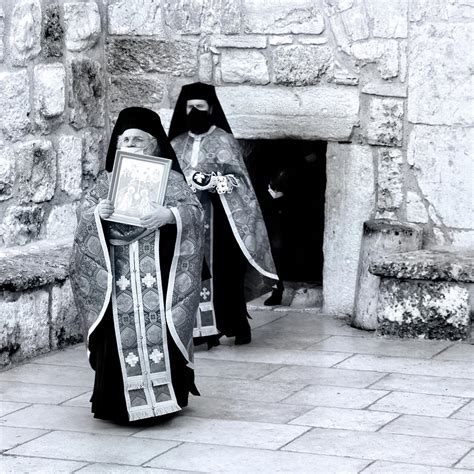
352, 220, 423, 330
69, 59, 105, 130
0, 290, 50, 366
0, 70, 30, 141
273, 45, 332, 86
0, 240, 71, 291
16, 140, 57, 204
108, 0, 163, 35
57, 136, 83, 199
63, 2, 101, 52
0, 7, 5, 62
366, 0, 408, 38
51, 280, 82, 349
83, 130, 103, 178
370, 250, 474, 283
106, 38, 198, 76
163, 0, 204, 34
351, 40, 398, 79
377, 148, 404, 211
376, 278, 470, 340
243, 0, 325, 34
41, 3, 64, 58
298, 36, 328, 45
366, 97, 404, 147
199, 52, 213, 83
408, 22, 473, 126
450, 230, 474, 251
324, 0, 354, 15
216, 85, 359, 140
0, 148, 15, 202
109, 75, 166, 112
406, 191, 428, 224
221, 50, 269, 84
211, 35, 266, 49
340, 3, 369, 40
362, 82, 407, 98
46, 203, 78, 240
407, 126, 473, 229
220, 0, 242, 34
323, 144, 375, 315
328, 15, 350, 54
1, 206, 44, 246
409, 0, 447, 22
10, 0, 42, 65
34, 64, 66, 118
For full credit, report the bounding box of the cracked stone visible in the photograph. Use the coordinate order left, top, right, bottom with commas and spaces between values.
0, 148, 15, 202
0, 7, 5, 62
83, 130, 104, 178
406, 191, 428, 224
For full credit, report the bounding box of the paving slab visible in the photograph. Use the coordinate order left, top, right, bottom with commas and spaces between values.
31, 347, 90, 368
307, 335, 451, 359
451, 400, 474, 421
283, 428, 472, 466
61, 391, 92, 408
180, 396, 312, 424
381, 414, 474, 441
250, 326, 331, 350
77, 463, 199, 473
248, 310, 287, 329
337, 354, 474, 379
146, 442, 371, 473
194, 357, 280, 380
289, 406, 398, 431
282, 384, 388, 408
196, 345, 350, 367
0, 426, 48, 451
133, 415, 310, 450
370, 373, 474, 398
456, 450, 474, 470
0, 455, 88, 473
434, 344, 474, 362
362, 460, 473, 473
261, 365, 386, 388
0, 401, 30, 417
7, 431, 179, 465
368, 391, 467, 417
1, 404, 141, 436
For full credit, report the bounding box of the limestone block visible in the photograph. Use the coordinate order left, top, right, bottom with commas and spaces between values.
406, 191, 428, 224
163, 0, 203, 34
10, 0, 42, 65
340, 3, 369, 41
409, 0, 448, 22
1, 206, 44, 246
0, 70, 30, 141
0, 7, 5, 62
106, 38, 198, 76
407, 125, 473, 229
109, 75, 166, 112
377, 148, 404, 211
34, 64, 66, 119
324, 0, 354, 15
0, 148, 15, 202
450, 230, 474, 251
273, 45, 333, 86
323, 144, 375, 315
0, 290, 50, 366
408, 22, 473, 126
298, 36, 328, 45
199, 52, 213, 83
46, 203, 78, 240
221, 50, 269, 84
17, 140, 57, 204
83, 130, 103, 178
220, 0, 242, 34
242, 0, 325, 34
366, 0, 408, 38
351, 40, 398, 79
108, 0, 163, 35
69, 59, 105, 130
376, 279, 470, 340
352, 220, 423, 330
57, 136, 83, 199
328, 15, 351, 54
366, 97, 404, 147
211, 35, 267, 49
362, 82, 407, 98
64, 2, 101, 52
41, 3, 64, 58
51, 281, 82, 350
269, 36, 293, 45
216, 85, 359, 140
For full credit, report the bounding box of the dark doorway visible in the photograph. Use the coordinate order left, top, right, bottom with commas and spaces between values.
239, 139, 327, 286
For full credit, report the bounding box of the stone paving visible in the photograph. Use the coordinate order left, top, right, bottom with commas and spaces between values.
0, 310, 473, 473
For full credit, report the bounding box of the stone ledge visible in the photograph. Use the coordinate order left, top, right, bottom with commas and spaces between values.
369, 250, 474, 283
0, 238, 72, 292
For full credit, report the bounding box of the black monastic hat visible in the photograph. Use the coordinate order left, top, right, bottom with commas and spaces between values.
168, 82, 232, 141
106, 107, 183, 175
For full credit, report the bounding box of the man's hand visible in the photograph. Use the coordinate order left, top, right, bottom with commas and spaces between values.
140, 203, 175, 229
97, 199, 114, 219
268, 185, 284, 200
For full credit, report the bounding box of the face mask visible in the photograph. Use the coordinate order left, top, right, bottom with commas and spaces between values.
187, 107, 212, 135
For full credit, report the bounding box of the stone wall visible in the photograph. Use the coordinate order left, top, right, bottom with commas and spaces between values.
0, 0, 472, 317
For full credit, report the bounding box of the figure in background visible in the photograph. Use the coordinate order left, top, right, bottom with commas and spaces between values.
70, 107, 204, 423
169, 82, 277, 347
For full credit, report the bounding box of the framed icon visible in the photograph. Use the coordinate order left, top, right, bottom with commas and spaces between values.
107, 150, 172, 227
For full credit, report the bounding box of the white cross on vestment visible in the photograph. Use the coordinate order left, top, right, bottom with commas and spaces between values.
125, 352, 139, 367
200, 287, 210, 300
116, 275, 130, 291
149, 349, 164, 364
142, 273, 156, 288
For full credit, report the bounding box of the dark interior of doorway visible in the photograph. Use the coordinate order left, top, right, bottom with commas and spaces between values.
239, 139, 327, 287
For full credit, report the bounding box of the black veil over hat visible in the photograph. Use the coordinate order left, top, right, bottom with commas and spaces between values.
106, 107, 183, 175
168, 82, 232, 141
